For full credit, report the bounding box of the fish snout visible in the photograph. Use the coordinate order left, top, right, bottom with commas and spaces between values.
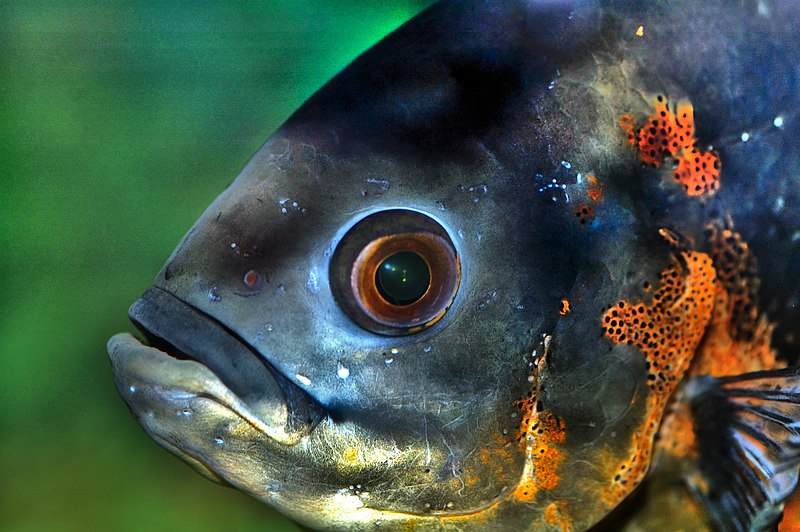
108, 287, 326, 447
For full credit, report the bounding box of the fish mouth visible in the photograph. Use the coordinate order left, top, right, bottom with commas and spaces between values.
108, 287, 326, 446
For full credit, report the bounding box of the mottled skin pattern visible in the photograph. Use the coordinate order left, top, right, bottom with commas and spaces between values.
107, 1, 800, 530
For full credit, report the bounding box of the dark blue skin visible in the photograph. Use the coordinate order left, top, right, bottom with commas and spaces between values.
108, 1, 800, 530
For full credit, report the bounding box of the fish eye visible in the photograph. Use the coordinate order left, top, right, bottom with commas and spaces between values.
330, 210, 460, 335
376, 250, 430, 305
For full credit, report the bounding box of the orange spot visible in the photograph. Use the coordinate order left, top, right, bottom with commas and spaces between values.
623, 96, 721, 196
545, 502, 560, 524
544, 501, 574, 531
585, 174, 604, 203
601, 243, 716, 506
573, 204, 595, 227
619, 114, 637, 147
560, 299, 572, 315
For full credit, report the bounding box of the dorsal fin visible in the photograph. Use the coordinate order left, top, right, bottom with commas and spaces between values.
685, 367, 800, 531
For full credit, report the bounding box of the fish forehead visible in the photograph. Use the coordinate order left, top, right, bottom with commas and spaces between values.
120, 0, 800, 528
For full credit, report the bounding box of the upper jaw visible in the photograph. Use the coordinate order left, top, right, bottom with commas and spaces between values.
108, 286, 325, 445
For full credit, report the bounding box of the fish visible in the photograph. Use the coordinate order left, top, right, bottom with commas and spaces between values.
107, 0, 800, 530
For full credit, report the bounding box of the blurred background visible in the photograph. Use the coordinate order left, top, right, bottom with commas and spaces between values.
1, 1, 431, 530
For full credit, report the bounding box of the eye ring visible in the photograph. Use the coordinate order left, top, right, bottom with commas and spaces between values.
351, 232, 458, 329
330, 209, 460, 336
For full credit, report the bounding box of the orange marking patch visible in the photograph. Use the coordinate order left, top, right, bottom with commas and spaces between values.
574, 204, 594, 226
560, 299, 572, 315
691, 224, 780, 377
657, 225, 780, 465
674, 147, 720, 196
513, 351, 567, 503
780, 488, 800, 532
623, 96, 721, 196
656, 401, 697, 460
601, 246, 716, 505
512, 409, 566, 501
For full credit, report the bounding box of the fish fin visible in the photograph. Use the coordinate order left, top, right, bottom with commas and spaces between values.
685, 367, 800, 532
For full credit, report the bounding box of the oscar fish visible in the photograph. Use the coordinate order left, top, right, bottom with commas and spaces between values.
107, 0, 800, 530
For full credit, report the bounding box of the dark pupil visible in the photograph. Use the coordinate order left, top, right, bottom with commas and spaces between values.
376, 251, 431, 306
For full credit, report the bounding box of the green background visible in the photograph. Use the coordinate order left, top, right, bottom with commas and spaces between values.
1, 1, 430, 530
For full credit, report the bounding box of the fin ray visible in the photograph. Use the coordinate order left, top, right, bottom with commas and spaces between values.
686, 366, 800, 531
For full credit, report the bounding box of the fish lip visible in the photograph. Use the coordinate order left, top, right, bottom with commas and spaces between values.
109, 286, 326, 445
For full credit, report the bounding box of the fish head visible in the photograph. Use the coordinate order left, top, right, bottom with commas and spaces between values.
108, 0, 699, 529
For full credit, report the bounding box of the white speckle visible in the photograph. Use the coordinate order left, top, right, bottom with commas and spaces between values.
792, 231, 800, 242
457, 229, 465, 239
741, 132, 750, 142
265, 323, 274, 332
178, 409, 192, 418
390, 347, 399, 355
337, 364, 350, 380
774, 115, 784, 128
560, 160, 571, 169
307, 269, 320, 294
128, 385, 136, 394
548, 80, 556, 90
207, 286, 221, 302
331, 490, 364, 510
446, 501, 454, 509
214, 437, 224, 446
774, 197, 785, 213
384, 358, 394, 365
757, 0, 770, 17
422, 345, 432, 353
527, 375, 535, 383
295, 374, 312, 386
516, 304, 525, 310
230, 242, 237, 249
278, 198, 305, 215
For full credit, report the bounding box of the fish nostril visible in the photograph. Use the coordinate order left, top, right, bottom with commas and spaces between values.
243, 270, 260, 287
